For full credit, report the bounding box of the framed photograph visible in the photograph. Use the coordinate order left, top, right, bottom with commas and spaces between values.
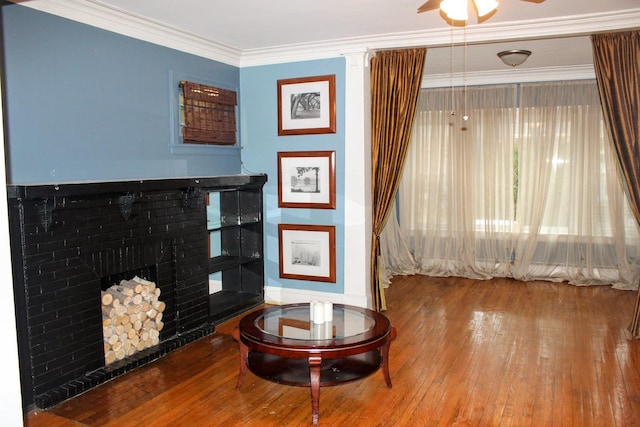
278, 151, 336, 209
277, 75, 336, 136
278, 224, 336, 283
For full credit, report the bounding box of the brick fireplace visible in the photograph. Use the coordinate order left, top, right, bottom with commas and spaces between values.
7, 177, 227, 410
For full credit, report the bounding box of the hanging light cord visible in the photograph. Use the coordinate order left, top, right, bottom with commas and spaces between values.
450, 19, 455, 117
463, 24, 469, 122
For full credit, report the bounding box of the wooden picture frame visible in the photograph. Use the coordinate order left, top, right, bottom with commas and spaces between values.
278, 224, 336, 283
278, 151, 336, 209
277, 75, 336, 136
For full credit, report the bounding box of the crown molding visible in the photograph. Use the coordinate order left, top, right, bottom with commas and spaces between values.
421, 64, 596, 88
12, 0, 244, 66
12, 1, 640, 68
240, 9, 640, 66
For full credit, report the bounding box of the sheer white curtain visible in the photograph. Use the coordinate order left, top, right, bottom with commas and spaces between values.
381, 80, 640, 290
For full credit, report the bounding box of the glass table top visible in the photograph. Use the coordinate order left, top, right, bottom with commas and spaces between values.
255, 305, 376, 341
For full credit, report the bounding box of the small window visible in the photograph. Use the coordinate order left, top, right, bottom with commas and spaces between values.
179, 80, 237, 145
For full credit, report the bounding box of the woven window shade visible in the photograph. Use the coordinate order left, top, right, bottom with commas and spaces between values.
180, 81, 237, 145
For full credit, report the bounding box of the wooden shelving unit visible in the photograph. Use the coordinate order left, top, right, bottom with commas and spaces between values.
206, 175, 267, 323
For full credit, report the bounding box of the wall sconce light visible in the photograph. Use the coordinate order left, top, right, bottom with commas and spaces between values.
497, 49, 532, 67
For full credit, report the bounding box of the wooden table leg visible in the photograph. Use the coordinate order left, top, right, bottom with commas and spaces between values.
381, 326, 397, 388
308, 354, 322, 425
232, 326, 248, 389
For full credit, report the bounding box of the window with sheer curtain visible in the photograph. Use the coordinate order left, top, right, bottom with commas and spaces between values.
380, 80, 640, 290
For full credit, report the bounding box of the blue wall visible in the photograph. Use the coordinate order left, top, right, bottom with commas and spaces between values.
1, 3, 347, 296
1, 3, 242, 184
240, 59, 346, 295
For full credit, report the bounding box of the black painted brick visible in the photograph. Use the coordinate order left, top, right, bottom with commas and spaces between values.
10, 177, 265, 409
11, 182, 217, 408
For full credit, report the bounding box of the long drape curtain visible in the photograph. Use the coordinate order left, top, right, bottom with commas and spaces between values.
370, 48, 426, 311
380, 81, 640, 289
591, 31, 640, 336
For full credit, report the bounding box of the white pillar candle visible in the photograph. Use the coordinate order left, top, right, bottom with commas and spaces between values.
313, 301, 325, 324
323, 301, 333, 322
311, 322, 322, 339
323, 321, 332, 339
309, 300, 317, 322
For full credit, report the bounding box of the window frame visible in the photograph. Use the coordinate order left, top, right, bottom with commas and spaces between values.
168, 71, 240, 156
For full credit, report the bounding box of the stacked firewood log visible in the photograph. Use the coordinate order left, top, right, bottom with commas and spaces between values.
101, 276, 166, 365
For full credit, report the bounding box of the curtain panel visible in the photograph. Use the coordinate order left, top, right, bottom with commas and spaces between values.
381, 81, 640, 290
370, 48, 426, 311
591, 31, 640, 336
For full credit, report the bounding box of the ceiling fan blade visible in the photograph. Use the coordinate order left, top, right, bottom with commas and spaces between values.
520, 0, 546, 3
417, 0, 442, 13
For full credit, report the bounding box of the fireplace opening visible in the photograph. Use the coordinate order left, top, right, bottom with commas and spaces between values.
101, 266, 157, 292
101, 274, 166, 365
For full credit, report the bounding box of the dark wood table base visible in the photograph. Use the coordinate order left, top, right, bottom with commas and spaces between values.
233, 325, 396, 425
247, 350, 382, 386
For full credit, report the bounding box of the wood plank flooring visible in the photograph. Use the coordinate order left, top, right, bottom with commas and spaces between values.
23, 275, 640, 426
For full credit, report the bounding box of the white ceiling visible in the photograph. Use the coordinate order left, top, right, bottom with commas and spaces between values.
77, 0, 640, 50
16, 0, 640, 80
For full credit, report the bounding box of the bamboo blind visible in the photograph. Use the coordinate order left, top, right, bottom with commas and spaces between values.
180, 81, 237, 145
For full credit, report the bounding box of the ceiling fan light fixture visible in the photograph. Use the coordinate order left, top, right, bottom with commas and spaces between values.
440, 0, 469, 21
497, 49, 532, 67
473, 0, 499, 17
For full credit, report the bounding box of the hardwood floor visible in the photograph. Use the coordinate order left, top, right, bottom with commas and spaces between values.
23, 275, 640, 426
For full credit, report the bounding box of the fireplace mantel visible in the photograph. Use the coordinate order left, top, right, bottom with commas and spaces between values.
7, 174, 260, 199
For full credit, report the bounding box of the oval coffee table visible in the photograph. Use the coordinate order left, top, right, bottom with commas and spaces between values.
232, 303, 397, 425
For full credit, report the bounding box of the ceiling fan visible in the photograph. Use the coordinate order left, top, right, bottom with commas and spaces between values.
418, 0, 546, 22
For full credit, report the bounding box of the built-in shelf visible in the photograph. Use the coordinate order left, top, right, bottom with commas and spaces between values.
205, 175, 267, 324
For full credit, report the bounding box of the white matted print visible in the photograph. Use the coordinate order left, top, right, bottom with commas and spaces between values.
278, 151, 336, 209
277, 75, 336, 136
278, 224, 336, 283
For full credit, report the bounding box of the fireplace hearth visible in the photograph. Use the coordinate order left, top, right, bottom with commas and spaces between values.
6, 177, 244, 410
